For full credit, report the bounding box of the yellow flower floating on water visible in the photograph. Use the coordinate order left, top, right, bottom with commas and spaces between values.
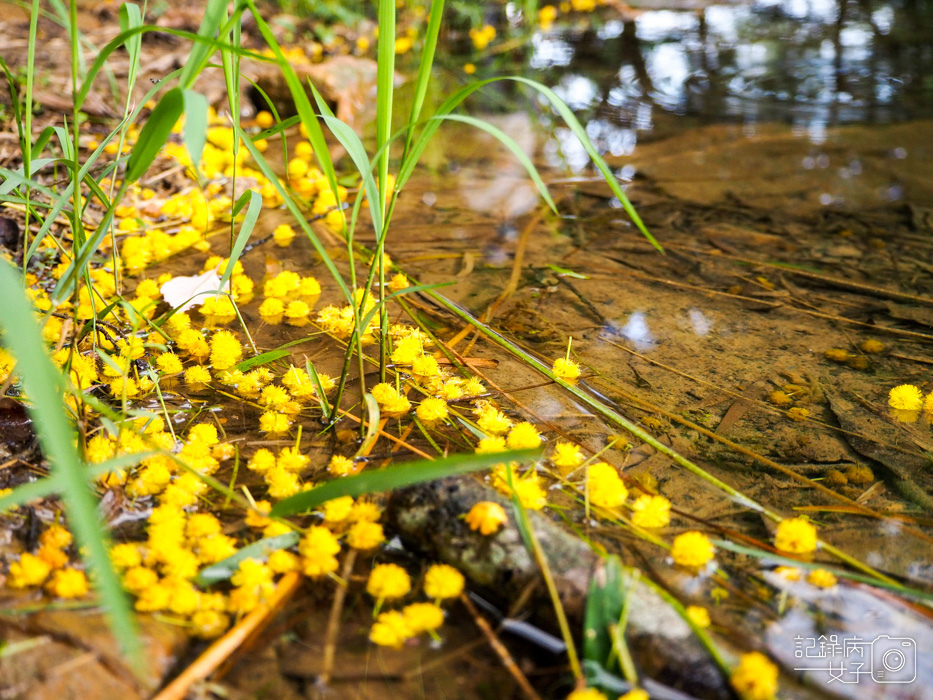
587, 462, 627, 509
807, 568, 838, 588
402, 602, 444, 634
552, 357, 581, 381
686, 605, 711, 628
774, 517, 817, 554
730, 651, 778, 700
465, 501, 507, 535
366, 563, 411, 600
630, 494, 671, 528
888, 384, 923, 411
424, 564, 464, 601
370, 610, 412, 648
671, 531, 715, 569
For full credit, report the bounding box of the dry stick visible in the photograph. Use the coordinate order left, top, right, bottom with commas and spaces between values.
152, 571, 303, 700
483, 212, 542, 324
459, 592, 543, 700
319, 549, 358, 685
589, 374, 933, 549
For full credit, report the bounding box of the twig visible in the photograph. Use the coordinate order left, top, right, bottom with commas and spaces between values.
319, 549, 357, 685
459, 592, 543, 700
152, 571, 302, 700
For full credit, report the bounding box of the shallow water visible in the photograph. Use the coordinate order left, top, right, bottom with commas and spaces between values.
378, 1, 933, 691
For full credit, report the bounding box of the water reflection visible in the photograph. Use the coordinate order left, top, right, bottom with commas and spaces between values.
532, 0, 933, 170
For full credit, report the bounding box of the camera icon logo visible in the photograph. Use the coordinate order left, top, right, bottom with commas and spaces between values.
871, 636, 917, 683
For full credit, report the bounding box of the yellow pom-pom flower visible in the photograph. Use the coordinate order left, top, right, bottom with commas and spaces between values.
587, 462, 627, 509
424, 564, 464, 600
774, 517, 817, 554
807, 568, 838, 588
552, 356, 581, 381
416, 397, 449, 423
630, 494, 671, 528
402, 602, 445, 634
465, 501, 507, 535
730, 651, 778, 700
888, 384, 923, 411
369, 610, 413, 648
210, 330, 242, 370
506, 422, 542, 449
366, 563, 411, 600
671, 531, 715, 569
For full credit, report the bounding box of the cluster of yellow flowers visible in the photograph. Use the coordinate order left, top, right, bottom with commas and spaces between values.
888, 383, 933, 424
367, 563, 464, 648
537, 0, 608, 32
7, 524, 87, 599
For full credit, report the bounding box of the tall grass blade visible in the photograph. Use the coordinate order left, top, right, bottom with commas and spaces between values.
0, 259, 140, 663
181, 89, 209, 178
271, 448, 542, 517
217, 189, 263, 294
375, 0, 396, 213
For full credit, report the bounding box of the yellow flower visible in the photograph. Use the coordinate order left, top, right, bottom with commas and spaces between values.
774, 566, 801, 582
192, 610, 230, 638
322, 495, 354, 523
40, 524, 73, 550
463, 62, 476, 75
587, 462, 627, 509
402, 602, 445, 633
8, 552, 52, 588
476, 435, 507, 453
552, 357, 581, 381
730, 651, 778, 700
416, 397, 449, 423
889, 384, 923, 411
671, 531, 715, 569
273, 223, 296, 247
411, 354, 439, 378
209, 330, 242, 370
465, 501, 507, 535
247, 448, 277, 473
265, 466, 300, 499
370, 610, 413, 648
184, 364, 212, 387
619, 691, 649, 700
299, 526, 340, 577
347, 521, 385, 550
506, 422, 542, 449
424, 564, 464, 600
123, 566, 158, 594
259, 411, 292, 435
258, 297, 284, 323
110, 543, 142, 570
328, 454, 361, 477
686, 605, 711, 628
807, 568, 838, 588
774, 517, 817, 554
566, 689, 608, 700
46, 568, 89, 598
552, 442, 584, 469
630, 494, 671, 528
538, 5, 558, 30
366, 563, 411, 600
477, 407, 512, 435
268, 549, 300, 574
156, 352, 183, 374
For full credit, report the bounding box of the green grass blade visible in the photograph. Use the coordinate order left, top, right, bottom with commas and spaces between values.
195, 532, 300, 586
403, 0, 445, 157
124, 87, 183, 183
118, 3, 142, 91
179, 0, 228, 88
271, 448, 542, 517
437, 114, 556, 214
0, 259, 140, 663
181, 89, 208, 178
243, 0, 344, 225
217, 189, 263, 294
375, 0, 396, 213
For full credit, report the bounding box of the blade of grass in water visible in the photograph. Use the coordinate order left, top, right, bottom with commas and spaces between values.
0, 259, 140, 664
271, 448, 542, 517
